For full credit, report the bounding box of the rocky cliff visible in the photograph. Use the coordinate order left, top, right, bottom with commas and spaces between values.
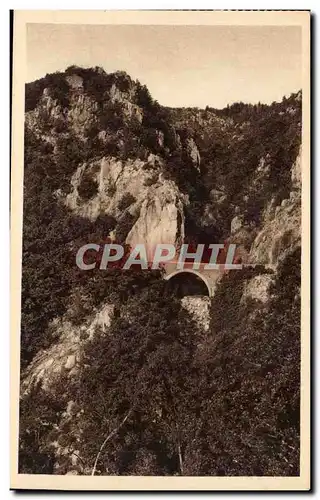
22, 64, 302, 385
20, 66, 302, 476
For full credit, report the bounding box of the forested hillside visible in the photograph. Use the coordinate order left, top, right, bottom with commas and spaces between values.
19, 66, 301, 476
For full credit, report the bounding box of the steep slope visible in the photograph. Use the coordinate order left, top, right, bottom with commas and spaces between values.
20, 66, 302, 476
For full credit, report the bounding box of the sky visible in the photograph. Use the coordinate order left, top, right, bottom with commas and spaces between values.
26, 24, 302, 109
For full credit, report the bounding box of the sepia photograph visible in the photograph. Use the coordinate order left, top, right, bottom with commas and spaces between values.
10, 10, 310, 491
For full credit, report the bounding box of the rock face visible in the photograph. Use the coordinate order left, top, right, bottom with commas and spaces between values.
231, 215, 244, 235
181, 296, 211, 331
25, 69, 301, 276
21, 302, 114, 393
67, 92, 99, 135
23, 67, 302, 395
241, 274, 274, 304
64, 155, 187, 254
250, 148, 301, 268
25, 69, 187, 254
109, 81, 143, 122
65, 156, 153, 219
126, 177, 186, 255
186, 137, 201, 170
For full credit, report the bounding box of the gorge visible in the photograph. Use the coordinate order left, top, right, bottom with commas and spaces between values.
19, 66, 302, 476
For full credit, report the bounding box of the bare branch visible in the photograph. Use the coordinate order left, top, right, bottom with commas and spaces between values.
177, 442, 184, 475
91, 410, 132, 476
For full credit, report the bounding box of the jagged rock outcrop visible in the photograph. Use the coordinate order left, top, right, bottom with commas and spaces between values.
64, 155, 187, 253
241, 274, 274, 304
231, 215, 244, 235
21, 302, 114, 393
181, 296, 211, 331
250, 148, 301, 268
126, 176, 186, 254
186, 137, 201, 170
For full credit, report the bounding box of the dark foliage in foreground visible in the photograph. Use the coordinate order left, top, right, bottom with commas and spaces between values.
19, 249, 300, 476
194, 252, 300, 476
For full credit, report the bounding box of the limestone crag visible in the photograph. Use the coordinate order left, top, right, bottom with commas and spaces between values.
21, 303, 114, 393
249, 148, 301, 268
64, 155, 187, 252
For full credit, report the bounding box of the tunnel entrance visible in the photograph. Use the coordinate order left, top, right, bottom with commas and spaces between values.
165, 270, 210, 298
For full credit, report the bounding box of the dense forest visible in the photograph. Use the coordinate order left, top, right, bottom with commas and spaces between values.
19, 66, 301, 476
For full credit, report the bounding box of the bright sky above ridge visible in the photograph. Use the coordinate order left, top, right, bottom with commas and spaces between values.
27, 24, 302, 109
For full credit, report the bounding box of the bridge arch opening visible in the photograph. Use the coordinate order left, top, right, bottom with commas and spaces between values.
165, 269, 211, 298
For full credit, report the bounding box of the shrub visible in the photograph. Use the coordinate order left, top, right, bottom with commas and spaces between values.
135, 82, 153, 109
25, 72, 70, 112
118, 193, 136, 212
78, 172, 99, 200
53, 118, 68, 133
104, 139, 119, 156
116, 212, 139, 243
143, 174, 158, 187
106, 182, 117, 197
